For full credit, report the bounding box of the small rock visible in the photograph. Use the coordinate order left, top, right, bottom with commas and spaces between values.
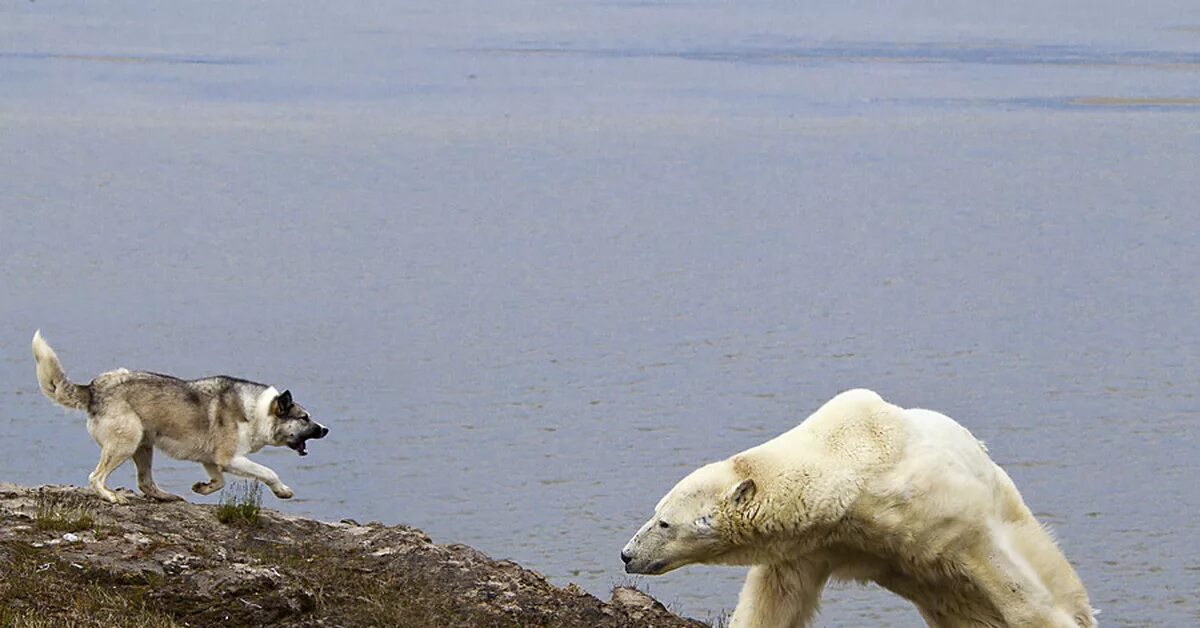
162, 552, 203, 574
62, 533, 81, 543
611, 586, 667, 612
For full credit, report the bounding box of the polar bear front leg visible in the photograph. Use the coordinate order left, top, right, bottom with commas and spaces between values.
966, 536, 1080, 628
730, 560, 831, 628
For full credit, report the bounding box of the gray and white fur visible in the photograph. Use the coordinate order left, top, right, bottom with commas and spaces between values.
32, 330, 329, 504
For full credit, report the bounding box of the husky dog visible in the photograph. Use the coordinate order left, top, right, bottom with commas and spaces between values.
31, 330, 329, 504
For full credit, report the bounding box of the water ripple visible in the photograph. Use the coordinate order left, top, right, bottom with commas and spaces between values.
0, 51, 250, 66
484, 40, 1200, 70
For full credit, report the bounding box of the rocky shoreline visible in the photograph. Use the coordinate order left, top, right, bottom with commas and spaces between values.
0, 484, 707, 627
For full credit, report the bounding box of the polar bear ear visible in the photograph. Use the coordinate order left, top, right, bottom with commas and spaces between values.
726, 478, 756, 507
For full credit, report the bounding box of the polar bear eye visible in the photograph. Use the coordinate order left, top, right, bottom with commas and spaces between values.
657, 520, 670, 529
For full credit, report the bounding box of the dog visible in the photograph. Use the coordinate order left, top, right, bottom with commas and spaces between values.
31, 330, 329, 504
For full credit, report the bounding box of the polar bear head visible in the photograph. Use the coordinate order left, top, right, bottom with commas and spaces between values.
621, 459, 759, 575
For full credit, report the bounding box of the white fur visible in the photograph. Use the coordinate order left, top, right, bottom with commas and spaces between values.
223, 386, 293, 498
225, 455, 291, 498
238, 385, 279, 456
624, 389, 1096, 628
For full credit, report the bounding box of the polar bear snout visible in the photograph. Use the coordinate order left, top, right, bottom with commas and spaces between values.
620, 539, 644, 573
622, 515, 705, 575
621, 528, 665, 574
621, 549, 663, 574
625, 560, 666, 575
621, 548, 666, 575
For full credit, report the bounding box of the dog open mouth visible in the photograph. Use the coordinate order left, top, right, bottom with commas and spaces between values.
286, 425, 327, 456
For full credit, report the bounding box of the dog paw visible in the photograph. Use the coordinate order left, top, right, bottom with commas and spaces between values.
141, 484, 184, 502
192, 481, 222, 495
272, 486, 294, 499
103, 492, 128, 505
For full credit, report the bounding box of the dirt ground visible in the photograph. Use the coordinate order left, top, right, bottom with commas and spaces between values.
0, 484, 707, 627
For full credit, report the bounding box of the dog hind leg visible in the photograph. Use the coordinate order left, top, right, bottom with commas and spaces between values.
86, 410, 143, 504
132, 444, 182, 502
89, 441, 138, 504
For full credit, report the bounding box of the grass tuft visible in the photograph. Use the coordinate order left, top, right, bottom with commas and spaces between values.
215, 481, 262, 527
32, 493, 95, 533
0, 542, 180, 628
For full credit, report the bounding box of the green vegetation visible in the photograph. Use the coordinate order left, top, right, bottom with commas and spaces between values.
2, 485, 704, 628
0, 542, 179, 628
32, 492, 95, 533
245, 542, 486, 627
215, 481, 262, 527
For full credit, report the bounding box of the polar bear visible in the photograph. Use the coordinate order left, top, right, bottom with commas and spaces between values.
621, 389, 1095, 628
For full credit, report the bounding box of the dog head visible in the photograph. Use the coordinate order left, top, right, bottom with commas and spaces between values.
268, 389, 329, 456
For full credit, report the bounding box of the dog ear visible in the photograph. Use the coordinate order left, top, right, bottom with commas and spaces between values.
274, 390, 293, 416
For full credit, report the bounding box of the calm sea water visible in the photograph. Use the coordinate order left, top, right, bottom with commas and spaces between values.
2, 2, 1198, 625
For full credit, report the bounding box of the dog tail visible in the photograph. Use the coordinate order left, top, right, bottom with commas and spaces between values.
32, 330, 91, 411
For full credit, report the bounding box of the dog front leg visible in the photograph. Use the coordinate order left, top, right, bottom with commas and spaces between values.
224, 456, 293, 499
192, 462, 226, 495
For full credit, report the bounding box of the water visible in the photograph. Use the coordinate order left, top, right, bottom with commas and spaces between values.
2, 2, 1198, 625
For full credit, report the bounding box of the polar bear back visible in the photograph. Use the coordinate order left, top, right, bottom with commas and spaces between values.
737, 389, 910, 532
751, 388, 906, 468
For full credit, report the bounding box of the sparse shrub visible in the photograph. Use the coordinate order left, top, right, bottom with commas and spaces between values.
215, 481, 262, 527
32, 493, 95, 533
0, 541, 180, 627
